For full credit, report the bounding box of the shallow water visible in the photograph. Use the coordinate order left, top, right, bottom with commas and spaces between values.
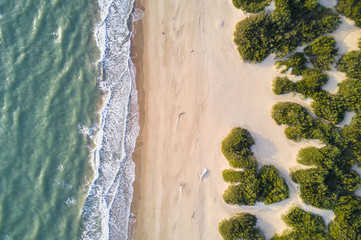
0, 0, 137, 239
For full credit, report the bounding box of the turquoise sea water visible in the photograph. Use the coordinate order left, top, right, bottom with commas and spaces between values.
0, 0, 138, 239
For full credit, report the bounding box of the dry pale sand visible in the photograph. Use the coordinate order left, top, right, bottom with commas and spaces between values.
132, 0, 361, 239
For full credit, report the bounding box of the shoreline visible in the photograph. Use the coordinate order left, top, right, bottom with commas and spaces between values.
129, 0, 361, 239
129, 0, 145, 238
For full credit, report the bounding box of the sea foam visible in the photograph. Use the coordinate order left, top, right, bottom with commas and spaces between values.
80, 0, 139, 239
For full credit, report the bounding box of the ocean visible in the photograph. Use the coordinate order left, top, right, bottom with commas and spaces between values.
0, 0, 139, 239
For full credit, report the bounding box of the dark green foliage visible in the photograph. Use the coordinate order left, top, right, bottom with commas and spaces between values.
272, 77, 295, 95
297, 146, 341, 168
219, 213, 264, 240
223, 177, 259, 205
272, 102, 313, 126
338, 78, 361, 110
221, 127, 257, 169
291, 145, 360, 209
341, 113, 361, 166
329, 195, 361, 239
337, 0, 361, 27
222, 129, 289, 206
222, 168, 257, 184
304, 36, 338, 71
291, 168, 338, 209
271, 102, 344, 144
234, 0, 340, 62
222, 166, 289, 205
232, 0, 271, 13
257, 165, 289, 204
275, 52, 308, 76
272, 102, 318, 141
234, 13, 274, 63
311, 92, 346, 124
272, 207, 328, 239
337, 50, 361, 79
294, 69, 328, 98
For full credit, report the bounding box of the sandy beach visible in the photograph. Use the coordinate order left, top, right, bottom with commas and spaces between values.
131, 0, 361, 239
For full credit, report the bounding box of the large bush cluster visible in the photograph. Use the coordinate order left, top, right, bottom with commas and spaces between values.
221, 128, 289, 206
234, 0, 340, 62
220, 1, 361, 239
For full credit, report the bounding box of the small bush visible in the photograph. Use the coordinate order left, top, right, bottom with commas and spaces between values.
294, 69, 328, 98
257, 165, 289, 204
337, 50, 361, 78
272, 102, 313, 127
275, 52, 308, 76
222, 168, 257, 184
311, 92, 346, 124
219, 213, 264, 240
221, 127, 257, 169
232, 0, 271, 13
222, 171, 259, 205
296, 146, 341, 169
304, 36, 338, 71
272, 77, 295, 95
338, 78, 361, 110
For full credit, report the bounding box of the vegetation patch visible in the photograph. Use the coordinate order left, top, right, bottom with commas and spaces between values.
329, 195, 361, 239
337, 0, 361, 27
272, 207, 329, 239
221, 127, 257, 169
222, 128, 289, 206
234, 0, 340, 62
275, 52, 308, 76
219, 213, 264, 240
232, 0, 271, 13
304, 36, 338, 71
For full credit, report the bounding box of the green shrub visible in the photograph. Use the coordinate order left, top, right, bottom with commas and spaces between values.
304, 36, 338, 71
272, 76, 295, 95
337, 0, 361, 27
290, 159, 360, 209
341, 113, 361, 166
232, 0, 271, 12
219, 213, 264, 240
272, 207, 328, 239
337, 50, 361, 78
222, 168, 257, 184
272, 102, 313, 126
234, 12, 274, 63
222, 171, 259, 205
275, 52, 308, 76
329, 195, 361, 239
311, 92, 346, 124
291, 168, 337, 209
297, 146, 341, 169
338, 78, 361, 110
221, 127, 257, 169
294, 69, 328, 98
257, 165, 289, 204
